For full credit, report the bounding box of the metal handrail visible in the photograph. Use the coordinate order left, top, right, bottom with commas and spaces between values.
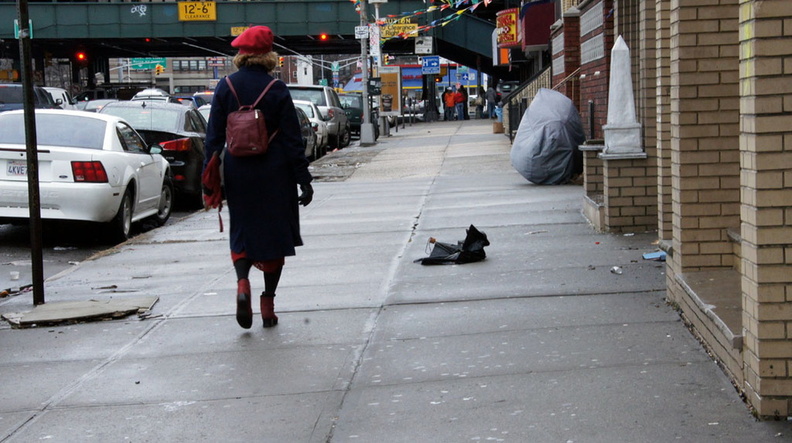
502, 67, 552, 141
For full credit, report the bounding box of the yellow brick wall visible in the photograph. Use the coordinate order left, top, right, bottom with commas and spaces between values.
603, 159, 658, 232
655, 0, 673, 239
738, 0, 792, 418
561, 0, 579, 12
669, 0, 741, 272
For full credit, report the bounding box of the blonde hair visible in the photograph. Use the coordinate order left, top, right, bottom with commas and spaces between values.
233, 51, 278, 71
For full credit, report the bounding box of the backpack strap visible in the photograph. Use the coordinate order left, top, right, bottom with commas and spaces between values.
224, 77, 278, 109
224, 76, 241, 107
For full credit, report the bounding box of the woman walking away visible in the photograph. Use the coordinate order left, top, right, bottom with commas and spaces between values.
204, 25, 314, 329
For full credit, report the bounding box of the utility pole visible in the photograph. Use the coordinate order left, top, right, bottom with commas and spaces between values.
16, 0, 45, 305
371, 0, 389, 135
359, 0, 376, 145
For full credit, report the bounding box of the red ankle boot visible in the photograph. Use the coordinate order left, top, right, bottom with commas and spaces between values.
260, 293, 278, 328
236, 279, 253, 329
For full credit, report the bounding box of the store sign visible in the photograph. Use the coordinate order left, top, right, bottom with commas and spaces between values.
496, 8, 520, 48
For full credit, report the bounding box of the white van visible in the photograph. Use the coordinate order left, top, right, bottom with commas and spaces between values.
43, 87, 77, 110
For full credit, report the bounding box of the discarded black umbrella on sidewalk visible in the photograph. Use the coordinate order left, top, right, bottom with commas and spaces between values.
414, 225, 490, 265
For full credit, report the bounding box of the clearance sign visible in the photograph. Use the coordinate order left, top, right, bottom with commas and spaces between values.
380, 23, 418, 39
496, 8, 520, 48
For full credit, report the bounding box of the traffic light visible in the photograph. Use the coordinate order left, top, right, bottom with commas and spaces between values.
383, 54, 390, 65
155, 64, 164, 75
278, 56, 284, 67
434, 76, 441, 83
74, 51, 88, 66
318, 33, 329, 42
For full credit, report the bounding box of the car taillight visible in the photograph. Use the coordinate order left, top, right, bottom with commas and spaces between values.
325, 109, 335, 119
71, 161, 108, 183
311, 122, 319, 132
159, 138, 191, 151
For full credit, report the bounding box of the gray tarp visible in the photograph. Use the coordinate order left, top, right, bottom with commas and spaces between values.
510, 88, 585, 185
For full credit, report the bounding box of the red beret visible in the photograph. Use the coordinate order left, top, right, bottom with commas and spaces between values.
231, 26, 274, 55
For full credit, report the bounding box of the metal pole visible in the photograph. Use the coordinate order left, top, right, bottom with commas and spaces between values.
16, 0, 45, 305
374, 2, 389, 136
359, 0, 376, 144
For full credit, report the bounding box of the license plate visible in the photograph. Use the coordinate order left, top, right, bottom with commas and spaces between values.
7, 160, 27, 176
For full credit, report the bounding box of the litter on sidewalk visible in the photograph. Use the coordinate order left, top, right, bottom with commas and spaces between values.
642, 251, 667, 261
414, 225, 490, 265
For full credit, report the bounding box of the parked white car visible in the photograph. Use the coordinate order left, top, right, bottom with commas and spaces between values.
43, 87, 78, 110
131, 88, 180, 104
0, 110, 173, 241
197, 103, 211, 123
293, 99, 329, 159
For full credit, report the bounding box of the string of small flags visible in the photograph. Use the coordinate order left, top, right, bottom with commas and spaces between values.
349, 0, 492, 40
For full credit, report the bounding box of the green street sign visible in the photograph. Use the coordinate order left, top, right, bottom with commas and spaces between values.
130, 57, 167, 70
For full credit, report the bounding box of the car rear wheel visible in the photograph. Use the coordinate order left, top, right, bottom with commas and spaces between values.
149, 176, 173, 226
340, 125, 351, 147
109, 188, 133, 242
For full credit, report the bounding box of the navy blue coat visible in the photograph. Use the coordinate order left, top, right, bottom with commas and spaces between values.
205, 65, 312, 261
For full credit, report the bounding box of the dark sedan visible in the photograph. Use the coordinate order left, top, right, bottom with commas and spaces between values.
339, 92, 378, 140
100, 101, 207, 208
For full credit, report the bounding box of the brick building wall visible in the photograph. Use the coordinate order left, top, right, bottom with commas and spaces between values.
569, 0, 792, 417
655, 0, 673, 240
551, 9, 581, 110
602, 159, 657, 232
668, 0, 741, 272
738, 0, 792, 418
578, 0, 613, 141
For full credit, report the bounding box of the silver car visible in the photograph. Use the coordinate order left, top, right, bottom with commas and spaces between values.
0, 110, 173, 241
287, 85, 350, 150
293, 99, 330, 158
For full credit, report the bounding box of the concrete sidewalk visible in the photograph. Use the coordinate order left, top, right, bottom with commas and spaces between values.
1, 119, 789, 441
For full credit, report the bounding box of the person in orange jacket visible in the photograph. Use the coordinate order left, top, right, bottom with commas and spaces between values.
442, 87, 456, 121
453, 88, 465, 120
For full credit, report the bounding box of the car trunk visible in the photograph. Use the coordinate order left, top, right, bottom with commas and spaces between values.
1, 145, 96, 184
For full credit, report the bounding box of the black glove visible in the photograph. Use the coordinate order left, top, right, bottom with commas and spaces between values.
298, 183, 313, 207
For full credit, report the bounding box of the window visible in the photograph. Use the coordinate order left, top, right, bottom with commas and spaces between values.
185, 110, 206, 133
0, 113, 105, 149
116, 123, 147, 153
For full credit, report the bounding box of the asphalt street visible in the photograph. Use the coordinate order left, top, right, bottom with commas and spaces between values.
1, 119, 790, 442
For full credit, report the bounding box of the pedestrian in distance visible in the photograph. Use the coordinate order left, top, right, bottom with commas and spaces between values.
442, 87, 456, 121
453, 88, 465, 121
486, 86, 497, 119
475, 87, 485, 119
203, 25, 314, 329
459, 85, 469, 120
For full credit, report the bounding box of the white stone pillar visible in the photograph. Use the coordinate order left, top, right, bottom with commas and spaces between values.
602, 35, 643, 156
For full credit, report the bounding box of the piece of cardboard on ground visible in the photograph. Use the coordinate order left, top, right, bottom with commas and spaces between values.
2, 296, 158, 328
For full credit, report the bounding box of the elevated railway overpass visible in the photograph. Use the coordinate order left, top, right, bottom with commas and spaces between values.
1, 0, 519, 84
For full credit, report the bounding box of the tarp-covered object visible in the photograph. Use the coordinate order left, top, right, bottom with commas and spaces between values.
510, 88, 585, 185
414, 225, 490, 265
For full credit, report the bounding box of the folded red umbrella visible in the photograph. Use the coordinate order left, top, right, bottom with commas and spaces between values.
202, 152, 224, 231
